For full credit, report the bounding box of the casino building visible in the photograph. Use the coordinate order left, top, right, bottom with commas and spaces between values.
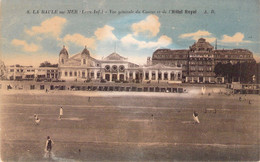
58, 46, 182, 83
152, 38, 255, 83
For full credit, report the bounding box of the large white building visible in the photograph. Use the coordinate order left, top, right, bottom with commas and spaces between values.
58, 46, 182, 83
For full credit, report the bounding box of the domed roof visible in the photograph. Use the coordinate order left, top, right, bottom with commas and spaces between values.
59, 45, 69, 55
190, 38, 213, 51
81, 46, 90, 56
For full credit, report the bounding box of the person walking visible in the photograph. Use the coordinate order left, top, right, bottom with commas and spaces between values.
45, 136, 54, 158
193, 111, 200, 124
59, 107, 63, 120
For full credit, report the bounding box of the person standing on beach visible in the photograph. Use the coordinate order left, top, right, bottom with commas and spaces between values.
45, 136, 54, 158
59, 107, 63, 120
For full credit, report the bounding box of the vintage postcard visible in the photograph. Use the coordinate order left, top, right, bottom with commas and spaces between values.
0, 0, 259, 161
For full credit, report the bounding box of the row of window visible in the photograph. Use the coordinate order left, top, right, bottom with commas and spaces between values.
104, 65, 125, 72
190, 66, 212, 71
63, 71, 101, 78
9, 69, 59, 73
155, 54, 253, 59
155, 54, 188, 59
144, 72, 181, 80
190, 61, 213, 65
9, 69, 36, 72
214, 54, 252, 58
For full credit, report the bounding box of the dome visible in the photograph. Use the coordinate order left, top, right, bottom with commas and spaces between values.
81, 46, 90, 56
190, 38, 213, 51
59, 45, 69, 56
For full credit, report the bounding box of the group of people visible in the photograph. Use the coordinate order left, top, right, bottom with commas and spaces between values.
37, 103, 200, 158
33, 107, 63, 158
34, 107, 64, 125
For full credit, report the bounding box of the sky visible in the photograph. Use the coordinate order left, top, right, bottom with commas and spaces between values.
1, 0, 260, 66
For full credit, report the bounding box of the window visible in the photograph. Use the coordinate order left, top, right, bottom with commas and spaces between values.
112, 65, 118, 72
119, 65, 125, 72
164, 73, 168, 80
178, 73, 181, 79
170, 73, 175, 80
97, 72, 100, 78
10, 69, 14, 72
65, 72, 68, 76
198, 67, 204, 72
40, 85, 45, 90
17, 69, 19, 72
69, 71, 72, 76
190, 66, 196, 71
129, 72, 133, 77
30, 85, 35, 90
158, 72, 162, 80
91, 72, 94, 78
74, 71, 77, 76
145, 72, 149, 80
82, 71, 85, 77
83, 59, 86, 64
62, 59, 64, 64
152, 72, 155, 80
105, 65, 110, 71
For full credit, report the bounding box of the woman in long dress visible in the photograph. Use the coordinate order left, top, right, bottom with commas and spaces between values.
59, 107, 63, 119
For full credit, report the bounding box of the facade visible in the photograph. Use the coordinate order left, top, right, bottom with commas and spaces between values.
152, 38, 255, 83
0, 60, 6, 79
5, 65, 58, 81
58, 46, 182, 83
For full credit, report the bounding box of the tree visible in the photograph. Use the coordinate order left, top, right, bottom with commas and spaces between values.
214, 62, 223, 76
240, 61, 256, 83
39, 61, 58, 67
214, 61, 257, 83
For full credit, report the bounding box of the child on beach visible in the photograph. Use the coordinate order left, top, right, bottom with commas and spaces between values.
34, 114, 40, 125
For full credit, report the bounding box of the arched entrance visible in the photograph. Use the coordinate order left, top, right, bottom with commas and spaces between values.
112, 74, 117, 81
105, 74, 110, 81
119, 74, 124, 81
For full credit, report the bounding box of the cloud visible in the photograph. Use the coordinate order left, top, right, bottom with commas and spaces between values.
63, 33, 96, 49
121, 34, 172, 49
179, 30, 216, 43
131, 15, 161, 37
25, 16, 67, 38
11, 39, 39, 52
127, 55, 147, 65
220, 32, 251, 44
3, 53, 58, 66
94, 25, 117, 41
